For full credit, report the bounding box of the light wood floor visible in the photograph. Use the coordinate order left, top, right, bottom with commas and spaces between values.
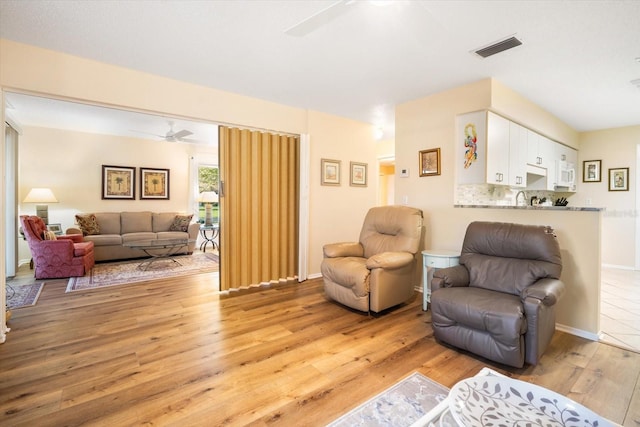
2, 272, 640, 426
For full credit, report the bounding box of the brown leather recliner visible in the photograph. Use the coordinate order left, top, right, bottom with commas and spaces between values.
321, 205, 423, 313
431, 221, 565, 368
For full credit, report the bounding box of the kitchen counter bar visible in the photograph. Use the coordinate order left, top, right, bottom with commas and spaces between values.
454, 204, 604, 212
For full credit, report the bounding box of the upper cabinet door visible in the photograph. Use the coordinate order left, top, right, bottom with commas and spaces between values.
508, 121, 527, 188
486, 112, 510, 185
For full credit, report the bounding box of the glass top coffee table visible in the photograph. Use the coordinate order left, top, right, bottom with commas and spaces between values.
123, 238, 196, 271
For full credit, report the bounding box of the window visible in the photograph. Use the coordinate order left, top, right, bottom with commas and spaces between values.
197, 165, 219, 224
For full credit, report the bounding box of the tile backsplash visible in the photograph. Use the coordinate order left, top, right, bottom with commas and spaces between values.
456, 184, 561, 206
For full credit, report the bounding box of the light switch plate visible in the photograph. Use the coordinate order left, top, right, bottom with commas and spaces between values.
400, 168, 409, 178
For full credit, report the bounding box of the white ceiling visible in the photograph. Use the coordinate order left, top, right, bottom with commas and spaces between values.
1, 0, 640, 140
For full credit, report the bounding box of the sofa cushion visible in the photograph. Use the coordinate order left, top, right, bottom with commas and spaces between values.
76, 213, 100, 236
153, 212, 178, 232
84, 234, 123, 246
169, 214, 193, 232
121, 212, 152, 234
122, 232, 157, 243
157, 231, 190, 240
95, 212, 121, 235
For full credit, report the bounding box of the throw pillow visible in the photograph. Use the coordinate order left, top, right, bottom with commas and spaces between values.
75, 213, 100, 236
43, 230, 57, 240
169, 214, 193, 232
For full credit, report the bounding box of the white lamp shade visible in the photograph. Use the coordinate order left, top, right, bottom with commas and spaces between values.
198, 191, 218, 203
23, 188, 58, 203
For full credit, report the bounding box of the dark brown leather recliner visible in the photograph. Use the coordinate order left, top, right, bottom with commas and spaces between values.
430, 221, 565, 368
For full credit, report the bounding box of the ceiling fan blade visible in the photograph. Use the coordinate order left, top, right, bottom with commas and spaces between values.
178, 137, 208, 144
131, 129, 164, 138
285, 0, 353, 37
172, 129, 193, 139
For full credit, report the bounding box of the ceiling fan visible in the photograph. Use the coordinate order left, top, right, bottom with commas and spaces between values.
134, 121, 202, 144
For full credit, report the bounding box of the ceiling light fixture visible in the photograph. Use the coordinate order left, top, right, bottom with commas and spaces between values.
473, 35, 523, 58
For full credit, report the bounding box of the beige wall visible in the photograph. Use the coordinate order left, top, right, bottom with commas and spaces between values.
577, 126, 640, 268
396, 78, 601, 336
307, 111, 378, 274
1, 39, 377, 281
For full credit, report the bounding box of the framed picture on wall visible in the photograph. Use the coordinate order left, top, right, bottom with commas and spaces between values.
350, 162, 367, 187
583, 160, 601, 182
419, 148, 441, 177
321, 158, 341, 186
140, 167, 170, 199
102, 165, 135, 199
608, 167, 629, 192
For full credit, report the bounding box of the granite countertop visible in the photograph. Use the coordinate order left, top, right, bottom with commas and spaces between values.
454, 204, 604, 211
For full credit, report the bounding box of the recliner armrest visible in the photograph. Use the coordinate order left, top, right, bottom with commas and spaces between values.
366, 251, 413, 270
323, 242, 364, 258
431, 265, 470, 291
521, 278, 565, 306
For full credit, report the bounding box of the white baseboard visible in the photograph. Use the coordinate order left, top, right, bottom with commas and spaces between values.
307, 272, 322, 280
602, 263, 636, 271
556, 323, 599, 342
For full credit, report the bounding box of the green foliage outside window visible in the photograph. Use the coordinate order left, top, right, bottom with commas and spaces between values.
198, 165, 219, 223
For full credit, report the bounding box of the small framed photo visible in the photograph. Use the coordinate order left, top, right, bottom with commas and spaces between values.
48, 223, 63, 235
583, 160, 601, 182
350, 162, 367, 187
609, 167, 629, 191
419, 148, 441, 177
102, 165, 135, 199
140, 167, 170, 199
321, 158, 341, 186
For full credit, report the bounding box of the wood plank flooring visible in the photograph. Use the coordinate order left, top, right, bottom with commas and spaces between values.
2, 272, 640, 426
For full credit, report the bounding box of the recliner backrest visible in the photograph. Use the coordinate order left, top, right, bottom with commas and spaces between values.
359, 206, 423, 259
460, 221, 562, 296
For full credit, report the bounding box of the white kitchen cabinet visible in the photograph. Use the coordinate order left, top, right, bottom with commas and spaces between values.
486, 112, 510, 185
527, 130, 554, 171
457, 111, 527, 187
508, 121, 527, 188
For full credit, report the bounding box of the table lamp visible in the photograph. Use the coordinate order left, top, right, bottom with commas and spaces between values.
198, 191, 218, 226
23, 187, 58, 225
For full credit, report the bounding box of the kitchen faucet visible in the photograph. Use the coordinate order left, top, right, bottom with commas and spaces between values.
515, 190, 527, 206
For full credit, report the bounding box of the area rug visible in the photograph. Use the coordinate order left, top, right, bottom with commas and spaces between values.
6, 283, 44, 309
328, 372, 456, 427
66, 253, 219, 292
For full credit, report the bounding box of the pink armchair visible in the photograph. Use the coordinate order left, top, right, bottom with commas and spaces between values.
20, 215, 95, 279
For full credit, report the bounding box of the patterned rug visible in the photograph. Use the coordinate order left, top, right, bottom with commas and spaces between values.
66, 253, 219, 292
328, 372, 455, 427
6, 283, 44, 309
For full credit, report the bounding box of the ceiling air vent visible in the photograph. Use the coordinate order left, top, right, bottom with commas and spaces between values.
474, 36, 522, 58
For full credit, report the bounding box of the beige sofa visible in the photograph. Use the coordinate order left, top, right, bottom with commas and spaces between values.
67, 211, 200, 262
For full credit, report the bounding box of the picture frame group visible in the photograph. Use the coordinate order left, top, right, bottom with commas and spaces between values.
321, 158, 368, 187
102, 165, 170, 200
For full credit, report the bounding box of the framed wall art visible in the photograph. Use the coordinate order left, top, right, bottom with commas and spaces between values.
609, 167, 629, 192
102, 165, 135, 200
321, 158, 341, 186
583, 160, 601, 182
419, 148, 441, 177
350, 162, 367, 187
140, 167, 170, 199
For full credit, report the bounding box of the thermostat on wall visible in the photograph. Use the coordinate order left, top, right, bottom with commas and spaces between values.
400, 168, 409, 178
